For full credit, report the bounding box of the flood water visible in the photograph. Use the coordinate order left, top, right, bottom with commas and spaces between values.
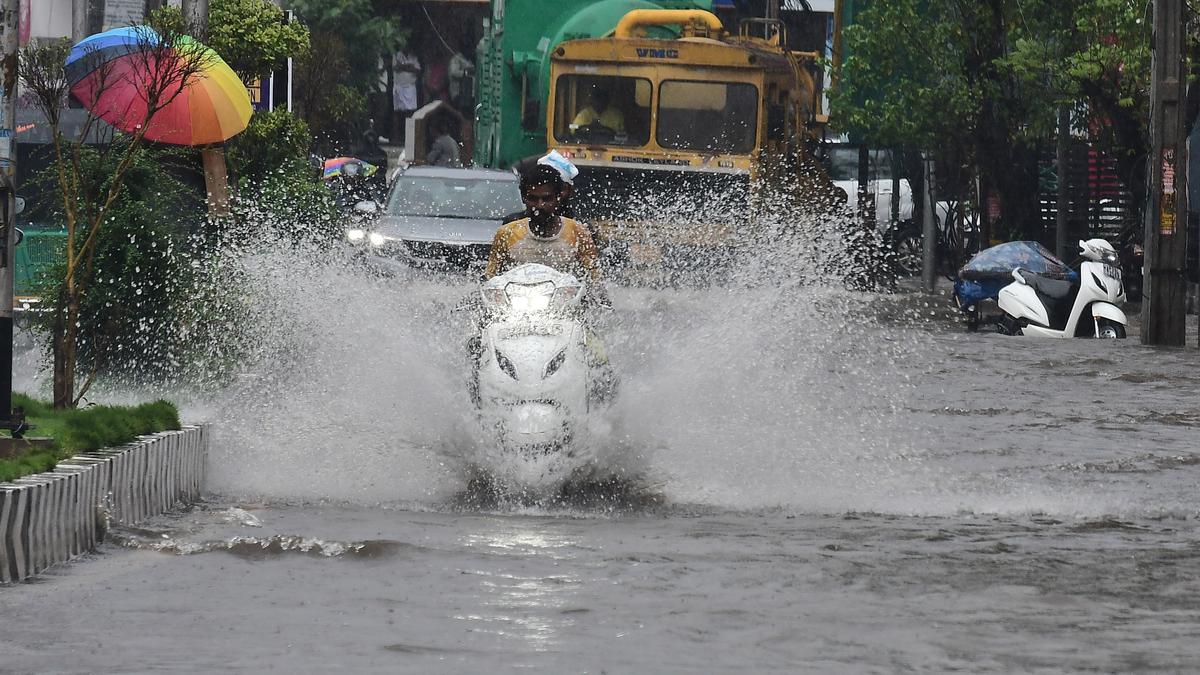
3, 259, 1200, 673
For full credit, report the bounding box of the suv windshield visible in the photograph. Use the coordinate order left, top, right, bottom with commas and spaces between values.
386, 176, 524, 220
553, 74, 652, 147
657, 81, 758, 154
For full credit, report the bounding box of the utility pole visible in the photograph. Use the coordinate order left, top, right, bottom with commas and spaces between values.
72, 0, 88, 42
181, 0, 209, 36
1141, 0, 1189, 346
921, 153, 936, 293
1055, 104, 1070, 261
0, 0, 23, 435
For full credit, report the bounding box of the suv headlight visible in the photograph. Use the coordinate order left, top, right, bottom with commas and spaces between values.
346, 228, 366, 242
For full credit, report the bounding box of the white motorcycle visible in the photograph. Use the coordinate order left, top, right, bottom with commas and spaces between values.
997, 238, 1128, 338
470, 263, 616, 490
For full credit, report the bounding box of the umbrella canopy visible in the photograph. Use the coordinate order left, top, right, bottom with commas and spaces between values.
323, 157, 379, 180
958, 241, 1074, 282
65, 26, 251, 146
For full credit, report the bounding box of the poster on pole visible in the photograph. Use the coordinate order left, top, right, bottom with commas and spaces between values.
1160, 149, 1176, 235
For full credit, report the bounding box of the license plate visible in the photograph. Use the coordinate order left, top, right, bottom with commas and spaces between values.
499, 323, 563, 339
1103, 264, 1121, 280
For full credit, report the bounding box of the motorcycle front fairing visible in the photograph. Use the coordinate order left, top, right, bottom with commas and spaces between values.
478, 316, 588, 448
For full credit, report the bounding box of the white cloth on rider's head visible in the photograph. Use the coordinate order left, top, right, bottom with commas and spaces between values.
537, 150, 579, 185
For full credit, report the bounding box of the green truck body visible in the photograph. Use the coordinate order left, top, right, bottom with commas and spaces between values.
473, 0, 713, 169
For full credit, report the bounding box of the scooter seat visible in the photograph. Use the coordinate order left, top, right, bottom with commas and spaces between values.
1019, 271, 1075, 300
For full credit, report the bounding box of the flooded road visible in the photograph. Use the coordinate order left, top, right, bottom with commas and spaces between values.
3, 268, 1200, 672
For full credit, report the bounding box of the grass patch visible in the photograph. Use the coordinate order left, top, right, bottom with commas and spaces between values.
0, 394, 180, 482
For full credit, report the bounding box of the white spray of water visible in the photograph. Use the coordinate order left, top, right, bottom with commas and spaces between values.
142, 191, 959, 513
17, 188, 1182, 518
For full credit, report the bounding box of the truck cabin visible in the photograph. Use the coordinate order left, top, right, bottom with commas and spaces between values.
546, 36, 817, 225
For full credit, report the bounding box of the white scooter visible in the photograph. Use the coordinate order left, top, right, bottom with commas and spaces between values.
471, 263, 616, 490
997, 238, 1127, 338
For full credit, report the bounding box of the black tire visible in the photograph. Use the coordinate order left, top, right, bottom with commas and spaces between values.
997, 314, 1022, 336
1096, 319, 1126, 339
890, 228, 923, 277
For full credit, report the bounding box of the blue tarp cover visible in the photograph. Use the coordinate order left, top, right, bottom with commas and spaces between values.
958, 241, 1072, 282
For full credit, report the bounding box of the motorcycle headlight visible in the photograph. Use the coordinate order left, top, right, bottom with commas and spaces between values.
505, 281, 556, 312
543, 349, 567, 379
346, 228, 366, 243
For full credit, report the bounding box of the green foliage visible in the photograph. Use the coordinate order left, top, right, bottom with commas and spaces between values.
231, 163, 340, 247
831, 0, 1156, 238
148, 5, 188, 36
0, 394, 180, 482
227, 109, 340, 246
831, 0, 980, 149
209, 0, 311, 81
227, 108, 314, 182
285, 0, 408, 147
23, 144, 258, 387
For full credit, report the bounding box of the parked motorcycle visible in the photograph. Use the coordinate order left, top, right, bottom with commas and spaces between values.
955, 240, 1077, 331
997, 238, 1127, 338
470, 263, 617, 491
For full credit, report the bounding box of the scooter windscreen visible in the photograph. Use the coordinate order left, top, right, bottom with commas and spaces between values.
481, 264, 584, 314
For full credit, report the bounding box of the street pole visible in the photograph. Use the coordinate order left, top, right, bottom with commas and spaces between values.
286, 11, 294, 114
0, 0, 21, 434
72, 0, 88, 42
181, 0, 209, 36
1141, 0, 1188, 346
1055, 104, 1070, 261
921, 152, 936, 293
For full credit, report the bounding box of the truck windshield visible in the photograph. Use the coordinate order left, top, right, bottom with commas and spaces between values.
656, 81, 758, 154
553, 74, 652, 147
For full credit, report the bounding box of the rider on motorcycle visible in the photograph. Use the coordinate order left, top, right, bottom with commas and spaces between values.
473, 164, 615, 404
486, 164, 603, 293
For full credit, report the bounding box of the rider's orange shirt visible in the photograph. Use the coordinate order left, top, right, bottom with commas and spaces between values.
485, 216, 601, 282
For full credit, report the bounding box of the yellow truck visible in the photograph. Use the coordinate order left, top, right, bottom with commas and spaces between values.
544, 10, 832, 277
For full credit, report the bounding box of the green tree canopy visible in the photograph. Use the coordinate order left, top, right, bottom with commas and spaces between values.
209, 0, 311, 82
831, 0, 1156, 239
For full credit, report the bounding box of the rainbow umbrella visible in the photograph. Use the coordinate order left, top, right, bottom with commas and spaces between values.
65, 26, 251, 146
322, 157, 379, 180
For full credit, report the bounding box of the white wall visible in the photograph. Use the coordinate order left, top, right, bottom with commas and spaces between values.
25, 0, 72, 42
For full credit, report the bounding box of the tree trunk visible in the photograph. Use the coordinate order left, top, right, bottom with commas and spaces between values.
50, 289, 73, 409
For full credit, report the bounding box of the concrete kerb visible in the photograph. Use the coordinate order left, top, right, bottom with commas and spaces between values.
0, 425, 209, 583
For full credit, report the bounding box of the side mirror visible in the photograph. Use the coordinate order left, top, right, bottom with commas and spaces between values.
14, 197, 24, 215
353, 200, 379, 214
